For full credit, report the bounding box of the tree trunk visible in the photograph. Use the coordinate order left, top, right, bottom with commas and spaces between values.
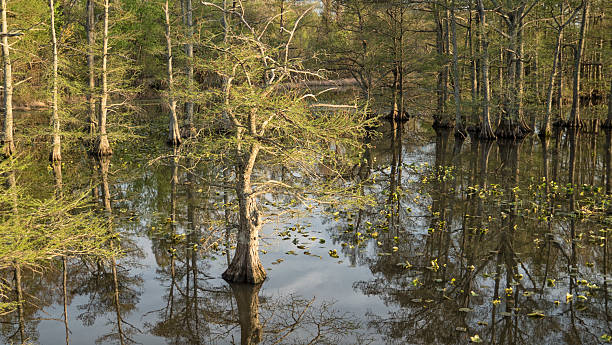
96, 0, 112, 157
606, 79, 612, 127
469, 0, 479, 130
555, 2, 564, 124
496, 11, 522, 139
477, 0, 494, 139
181, 0, 195, 137
49, 0, 61, 162
541, 30, 563, 137
86, 0, 96, 136
1, 0, 14, 158
100, 156, 112, 212
433, 4, 452, 128
450, 0, 465, 138
223, 143, 266, 284
568, 0, 589, 128
164, 0, 181, 146
516, 12, 530, 133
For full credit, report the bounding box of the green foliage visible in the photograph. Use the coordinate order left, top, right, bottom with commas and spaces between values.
0, 156, 117, 313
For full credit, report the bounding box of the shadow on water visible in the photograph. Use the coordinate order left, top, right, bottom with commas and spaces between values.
2, 121, 612, 344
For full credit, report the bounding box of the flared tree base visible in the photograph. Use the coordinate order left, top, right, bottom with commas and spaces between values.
222, 246, 267, 284
95, 135, 113, 157
552, 119, 566, 128
1, 140, 15, 159
167, 126, 182, 147
478, 125, 496, 140
467, 124, 481, 133
432, 118, 454, 129
166, 136, 182, 147
49, 145, 62, 162
495, 119, 525, 140
565, 118, 585, 129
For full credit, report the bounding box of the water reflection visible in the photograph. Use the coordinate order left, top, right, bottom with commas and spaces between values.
2, 123, 611, 344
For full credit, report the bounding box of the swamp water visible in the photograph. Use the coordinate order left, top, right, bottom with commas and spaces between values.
3, 123, 612, 345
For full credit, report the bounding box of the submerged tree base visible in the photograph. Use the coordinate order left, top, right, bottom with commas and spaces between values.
166, 136, 182, 147
223, 243, 266, 284
432, 118, 454, 129
495, 119, 525, 140
477, 129, 496, 141
95, 135, 113, 157
565, 118, 585, 129
1, 140, 15, 158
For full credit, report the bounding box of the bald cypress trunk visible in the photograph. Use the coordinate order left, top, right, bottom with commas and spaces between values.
541, 31, 562, 137
433, 4, 452, 128
450, 0, 466, 138
568, 0, 589, 128
181, 0, 195, 137
477, 0, 494, 139
86, 0, 96, 136
606, 79, 612, 127
96, 0, 112, 156
1, 0, 15, 157
49, 0, 61, 162
223, 143, 266, 284
164, 0, 181, 146
496, 11, 522, 139
469, 0, 479, 130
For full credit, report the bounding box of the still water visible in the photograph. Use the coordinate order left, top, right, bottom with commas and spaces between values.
3, 122, 611, 345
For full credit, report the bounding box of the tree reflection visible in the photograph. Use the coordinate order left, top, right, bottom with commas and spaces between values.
73, 157, 143, 345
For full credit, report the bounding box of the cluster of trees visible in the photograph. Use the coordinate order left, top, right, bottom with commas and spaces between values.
317, 0, 609, 139
0, 0, 609, 159
0, 0, 609, 286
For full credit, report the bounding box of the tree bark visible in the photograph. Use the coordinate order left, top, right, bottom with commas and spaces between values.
495, 10, 522, 139
96, 0, 112, 156
555, 2, 564, 124
164, 0, 181, 146
568, 0, 589, 128
181, 0, 195, 137
516, 12, 531, 134
469, 0, 479, 130
433, 3, 452, 128
223, 143, 266, 284
541, 31, 562, 137
541, 3, 582, 136
606, 78, 612, 127
49, 0, 61, 162
450, 0, 466, 138
86, 0, 96, 136
1, 0, 15, 158
477, 0, 494, 139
